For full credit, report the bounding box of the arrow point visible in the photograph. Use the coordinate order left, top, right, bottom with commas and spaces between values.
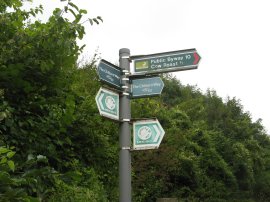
193, 52, 201, 65
160, 79, 165, 93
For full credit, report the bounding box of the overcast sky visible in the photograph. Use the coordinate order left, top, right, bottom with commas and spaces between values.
26, 0, 270, 133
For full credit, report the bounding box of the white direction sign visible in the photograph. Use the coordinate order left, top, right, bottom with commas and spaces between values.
133, 119, 165, 150
95, 87, 119, 120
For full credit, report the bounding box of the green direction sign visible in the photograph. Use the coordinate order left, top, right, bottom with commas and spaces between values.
97, 59, 122, 89
131, 77, 164, 98
132, 48, 201, 75
95, 87, 119, 120
133, 119, 165, 150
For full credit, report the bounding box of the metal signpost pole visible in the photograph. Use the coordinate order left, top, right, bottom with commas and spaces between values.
119, 48, 131, 202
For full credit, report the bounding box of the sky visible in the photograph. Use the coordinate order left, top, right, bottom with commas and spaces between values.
25, 0, 270, 133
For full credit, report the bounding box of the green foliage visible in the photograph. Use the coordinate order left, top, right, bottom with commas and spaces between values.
132, 76, 270, 202
0, 146, 15, 171
0, 146, 40, 201
0, 0, 109, 201
49, 167, 107, 202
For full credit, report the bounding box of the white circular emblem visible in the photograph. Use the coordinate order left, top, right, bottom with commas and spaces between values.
138, 126, 152, 140
105, 96, 116, 110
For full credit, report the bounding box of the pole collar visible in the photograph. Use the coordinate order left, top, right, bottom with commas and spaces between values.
121, 92, 130, 96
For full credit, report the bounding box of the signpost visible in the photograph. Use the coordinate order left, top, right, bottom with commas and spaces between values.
95, 87, 119, 120
133, 119, 165, 150
132, 48, 201, 75
97, 59, 122, 89
95, 48, 201, 202
131, 77, 164, 98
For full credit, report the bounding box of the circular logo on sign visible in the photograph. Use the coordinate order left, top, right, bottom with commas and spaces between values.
105, 96, 116, 110
138, 126, 152, 140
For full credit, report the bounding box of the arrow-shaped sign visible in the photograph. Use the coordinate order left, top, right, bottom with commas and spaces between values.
131, 77, 164, 98
97, 59, 122, 89
95, 87, 119, 120
133, 119, 165, 150
131, 48, 201, 75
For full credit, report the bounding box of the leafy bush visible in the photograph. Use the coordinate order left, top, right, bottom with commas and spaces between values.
49, 168, 107, 202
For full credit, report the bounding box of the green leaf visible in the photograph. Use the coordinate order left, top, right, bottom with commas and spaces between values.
68, 2, 79, 11
79, 9, 87, 14
0, 157, 7, 164
79, 44, 86, 52
37, 154, 47, 160
89, 18, 93, 26
68, 8, 76, 18
7, 160, 15, 172
0, 147, 9, 154
53, 8, 62, 16
74, 14, 82, 23
93, 18, 99, 25
0, 172, 12, 184
7, 151, 16, 158
64, 6, 68, 13
97, 16, 103, 22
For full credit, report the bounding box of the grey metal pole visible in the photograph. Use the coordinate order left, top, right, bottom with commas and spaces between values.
119, 48, 131, 202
